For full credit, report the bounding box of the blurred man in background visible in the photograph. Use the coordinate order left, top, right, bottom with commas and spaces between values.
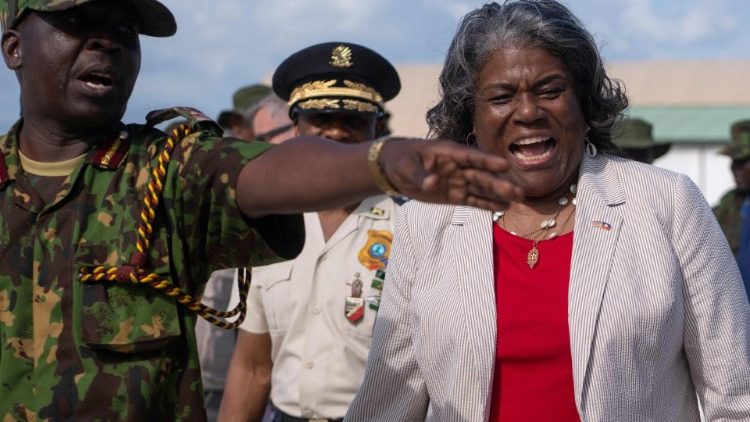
218, 84, 272, 140
715, 120, 750, 297
246, 93, 294, 144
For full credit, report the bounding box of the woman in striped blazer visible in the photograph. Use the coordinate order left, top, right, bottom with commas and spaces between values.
347, 1, 750, 421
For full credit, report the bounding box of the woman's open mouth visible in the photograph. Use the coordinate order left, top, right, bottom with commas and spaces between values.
509, 136, 556, 166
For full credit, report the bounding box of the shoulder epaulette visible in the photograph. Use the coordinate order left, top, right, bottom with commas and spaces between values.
0, 132, 12, 186
0, 151, 9, 186
392, 196, 409, 206
145, 107, 223, 137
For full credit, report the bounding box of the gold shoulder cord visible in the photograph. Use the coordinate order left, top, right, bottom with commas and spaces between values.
79, 124, 249, 330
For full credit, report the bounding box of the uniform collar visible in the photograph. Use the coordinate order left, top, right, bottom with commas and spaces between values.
0, 120, 22, 188
351, 195, 393, 220
0, 119, 132, 188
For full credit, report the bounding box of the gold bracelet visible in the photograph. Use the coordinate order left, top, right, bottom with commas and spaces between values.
367, 138, 401, 197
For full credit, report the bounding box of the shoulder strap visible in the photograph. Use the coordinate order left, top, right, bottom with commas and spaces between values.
0, 150, 9, 187
145, 107, 223, 137
392, 196, 409, 206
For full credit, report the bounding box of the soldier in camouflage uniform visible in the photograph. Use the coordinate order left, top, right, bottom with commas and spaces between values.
714, 120, 750, 254
714, 120, 750, 295
0, 0, 522, 420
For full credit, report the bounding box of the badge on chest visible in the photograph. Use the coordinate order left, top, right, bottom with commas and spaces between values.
345, 272, 366, 323
345, 229, 393, 324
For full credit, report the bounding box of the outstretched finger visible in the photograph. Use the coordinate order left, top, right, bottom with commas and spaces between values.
460, 168, 524, 203
430, 140, 512, 173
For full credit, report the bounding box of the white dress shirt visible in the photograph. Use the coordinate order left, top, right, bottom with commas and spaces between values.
238, 195, 397, 419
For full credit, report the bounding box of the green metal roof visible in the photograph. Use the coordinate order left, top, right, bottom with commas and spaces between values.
628, 105, 750, 144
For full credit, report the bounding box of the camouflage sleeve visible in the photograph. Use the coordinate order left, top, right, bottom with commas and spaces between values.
167, 132, 303, 285
714, 190, 740, 254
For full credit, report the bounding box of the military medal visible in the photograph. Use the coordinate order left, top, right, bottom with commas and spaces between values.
368, 270, 385, 311
371, 269, 385, 291
366, 295, 381, 311
345, 273, 365, 324
345, 297, 366, 323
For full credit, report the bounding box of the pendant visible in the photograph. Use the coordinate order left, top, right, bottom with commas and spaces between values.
527, 245, 539, 268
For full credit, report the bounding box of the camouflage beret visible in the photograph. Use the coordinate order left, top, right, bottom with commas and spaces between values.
720, 119, 750, 161
0, 0, 176, 37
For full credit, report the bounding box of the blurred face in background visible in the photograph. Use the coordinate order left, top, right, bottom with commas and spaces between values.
252, 105, 294, 144
732, 158, 750, 192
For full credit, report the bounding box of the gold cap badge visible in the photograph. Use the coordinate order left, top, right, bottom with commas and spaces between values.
330, 45, 353, 68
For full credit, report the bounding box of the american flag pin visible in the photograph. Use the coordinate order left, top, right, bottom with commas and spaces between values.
591, 220, 612, 231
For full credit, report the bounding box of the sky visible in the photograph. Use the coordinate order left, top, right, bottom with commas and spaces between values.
1, 0, 750, 130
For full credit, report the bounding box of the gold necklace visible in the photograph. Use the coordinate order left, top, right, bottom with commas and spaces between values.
492, 184, 577, 269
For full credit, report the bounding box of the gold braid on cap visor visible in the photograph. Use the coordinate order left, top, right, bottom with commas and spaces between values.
289, 80, 384, 113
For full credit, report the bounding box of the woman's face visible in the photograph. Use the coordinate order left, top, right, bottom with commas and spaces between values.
473, 46, 587, 199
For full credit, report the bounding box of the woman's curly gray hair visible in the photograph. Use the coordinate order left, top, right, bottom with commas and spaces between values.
426, 0, 628, 152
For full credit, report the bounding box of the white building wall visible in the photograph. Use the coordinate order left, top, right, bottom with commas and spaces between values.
653, 145, 735, 207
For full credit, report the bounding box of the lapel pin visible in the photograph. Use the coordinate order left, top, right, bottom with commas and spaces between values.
591, 220, 612, 231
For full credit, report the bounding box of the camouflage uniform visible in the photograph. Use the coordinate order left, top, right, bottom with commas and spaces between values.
0, 108, 302, 421
714, 189, 745, 255
715, 120, 750, 255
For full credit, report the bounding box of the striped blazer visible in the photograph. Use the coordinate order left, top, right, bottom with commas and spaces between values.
346, 154, 750, 421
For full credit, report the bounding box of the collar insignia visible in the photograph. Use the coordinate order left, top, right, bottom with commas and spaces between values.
370, 207, 386, 217
92, 130, 131, 169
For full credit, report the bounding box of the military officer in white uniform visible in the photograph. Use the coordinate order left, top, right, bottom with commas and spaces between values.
218, 42, 402, 422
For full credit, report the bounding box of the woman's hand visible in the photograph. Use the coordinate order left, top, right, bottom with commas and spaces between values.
380, 137, 523, 210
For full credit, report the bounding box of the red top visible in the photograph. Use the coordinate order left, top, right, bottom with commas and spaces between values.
488, 225, 580, 422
